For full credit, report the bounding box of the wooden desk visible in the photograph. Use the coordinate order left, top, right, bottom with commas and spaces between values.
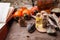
6, 19, 60, 40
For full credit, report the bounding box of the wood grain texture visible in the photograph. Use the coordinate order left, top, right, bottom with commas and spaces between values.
6, 19, 60, 40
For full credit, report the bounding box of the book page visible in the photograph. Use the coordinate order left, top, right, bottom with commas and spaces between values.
0, 3, 10, 22
0, 23, 5, 29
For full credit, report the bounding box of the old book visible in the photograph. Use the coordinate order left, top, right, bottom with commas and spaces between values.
0, 3, 10, 29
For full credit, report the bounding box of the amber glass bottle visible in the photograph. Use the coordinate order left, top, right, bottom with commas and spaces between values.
37, 0, 57, 11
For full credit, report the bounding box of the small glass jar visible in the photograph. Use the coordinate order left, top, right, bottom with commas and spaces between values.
19, 17, 27, 27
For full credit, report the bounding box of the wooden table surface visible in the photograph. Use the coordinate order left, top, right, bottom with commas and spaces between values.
6, 19, 60, 40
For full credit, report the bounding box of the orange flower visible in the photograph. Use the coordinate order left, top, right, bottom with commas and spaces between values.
23, 9, 31, 16
30, 6, 38, 15
13, 10, 21, 17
